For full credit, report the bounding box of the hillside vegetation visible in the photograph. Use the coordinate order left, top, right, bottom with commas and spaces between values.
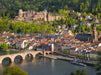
0, 0, 101, 34
0, 0, 101, 18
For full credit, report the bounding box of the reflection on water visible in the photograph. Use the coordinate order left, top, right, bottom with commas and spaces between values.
0, 57, 96, 75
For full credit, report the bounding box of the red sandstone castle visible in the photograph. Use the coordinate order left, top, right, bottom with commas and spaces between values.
15, 9, 63, 22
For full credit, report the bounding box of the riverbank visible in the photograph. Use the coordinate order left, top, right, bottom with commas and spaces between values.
44, 55, 97, 66
44, 55, 73, 61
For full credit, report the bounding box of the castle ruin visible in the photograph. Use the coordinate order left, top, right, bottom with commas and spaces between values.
15, 9, 63, 22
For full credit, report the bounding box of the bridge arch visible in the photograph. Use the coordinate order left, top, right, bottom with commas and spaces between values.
46, 52, 48, 55
34, 52, 43, 58
49, 52, 52, 54
25, 53, 33, 61
14, 55, 23, 63
2, 57, 12, 66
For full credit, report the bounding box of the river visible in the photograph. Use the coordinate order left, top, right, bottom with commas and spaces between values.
0, 57, 96, 75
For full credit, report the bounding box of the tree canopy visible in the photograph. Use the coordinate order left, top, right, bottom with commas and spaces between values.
2, 66, 28, 75
0, 18, 54, 34
0, 43, 8, 50
71, 70, 89, 75
0, 0, 101, 18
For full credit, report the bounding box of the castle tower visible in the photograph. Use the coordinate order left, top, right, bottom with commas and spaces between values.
92, 27, 98, 42
44, 9, 48, 21
19, 9, 23, 17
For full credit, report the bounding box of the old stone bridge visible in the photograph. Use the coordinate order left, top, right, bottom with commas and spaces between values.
0, 51, 52, 65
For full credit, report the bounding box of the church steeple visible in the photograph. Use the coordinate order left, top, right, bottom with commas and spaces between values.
92, 27, 98, 42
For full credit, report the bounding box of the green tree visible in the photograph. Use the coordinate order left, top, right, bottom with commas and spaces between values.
80, 3, 84, 12
71, 70, 89, 75
3, 66, 28, 75
81, 24, 86, 33
58, 9, 68, 16
0, 43, 8, 50
97, 13, 101, 19
97, 24, 101, 32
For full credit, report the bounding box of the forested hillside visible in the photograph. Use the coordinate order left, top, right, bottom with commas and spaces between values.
0, 0, 101, 18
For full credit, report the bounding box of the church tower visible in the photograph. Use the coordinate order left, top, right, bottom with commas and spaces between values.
92, 27, 98, 42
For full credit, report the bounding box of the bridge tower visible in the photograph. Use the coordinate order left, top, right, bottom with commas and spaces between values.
51, 44, 54, 54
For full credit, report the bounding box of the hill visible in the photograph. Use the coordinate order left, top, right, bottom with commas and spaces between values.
0, 0, 101, 18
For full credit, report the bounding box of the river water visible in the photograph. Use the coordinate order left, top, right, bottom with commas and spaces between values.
0, 57, 96, 75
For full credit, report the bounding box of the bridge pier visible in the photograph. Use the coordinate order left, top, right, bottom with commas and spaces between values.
0, 59, 2, 64
43, 52, 46, 56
